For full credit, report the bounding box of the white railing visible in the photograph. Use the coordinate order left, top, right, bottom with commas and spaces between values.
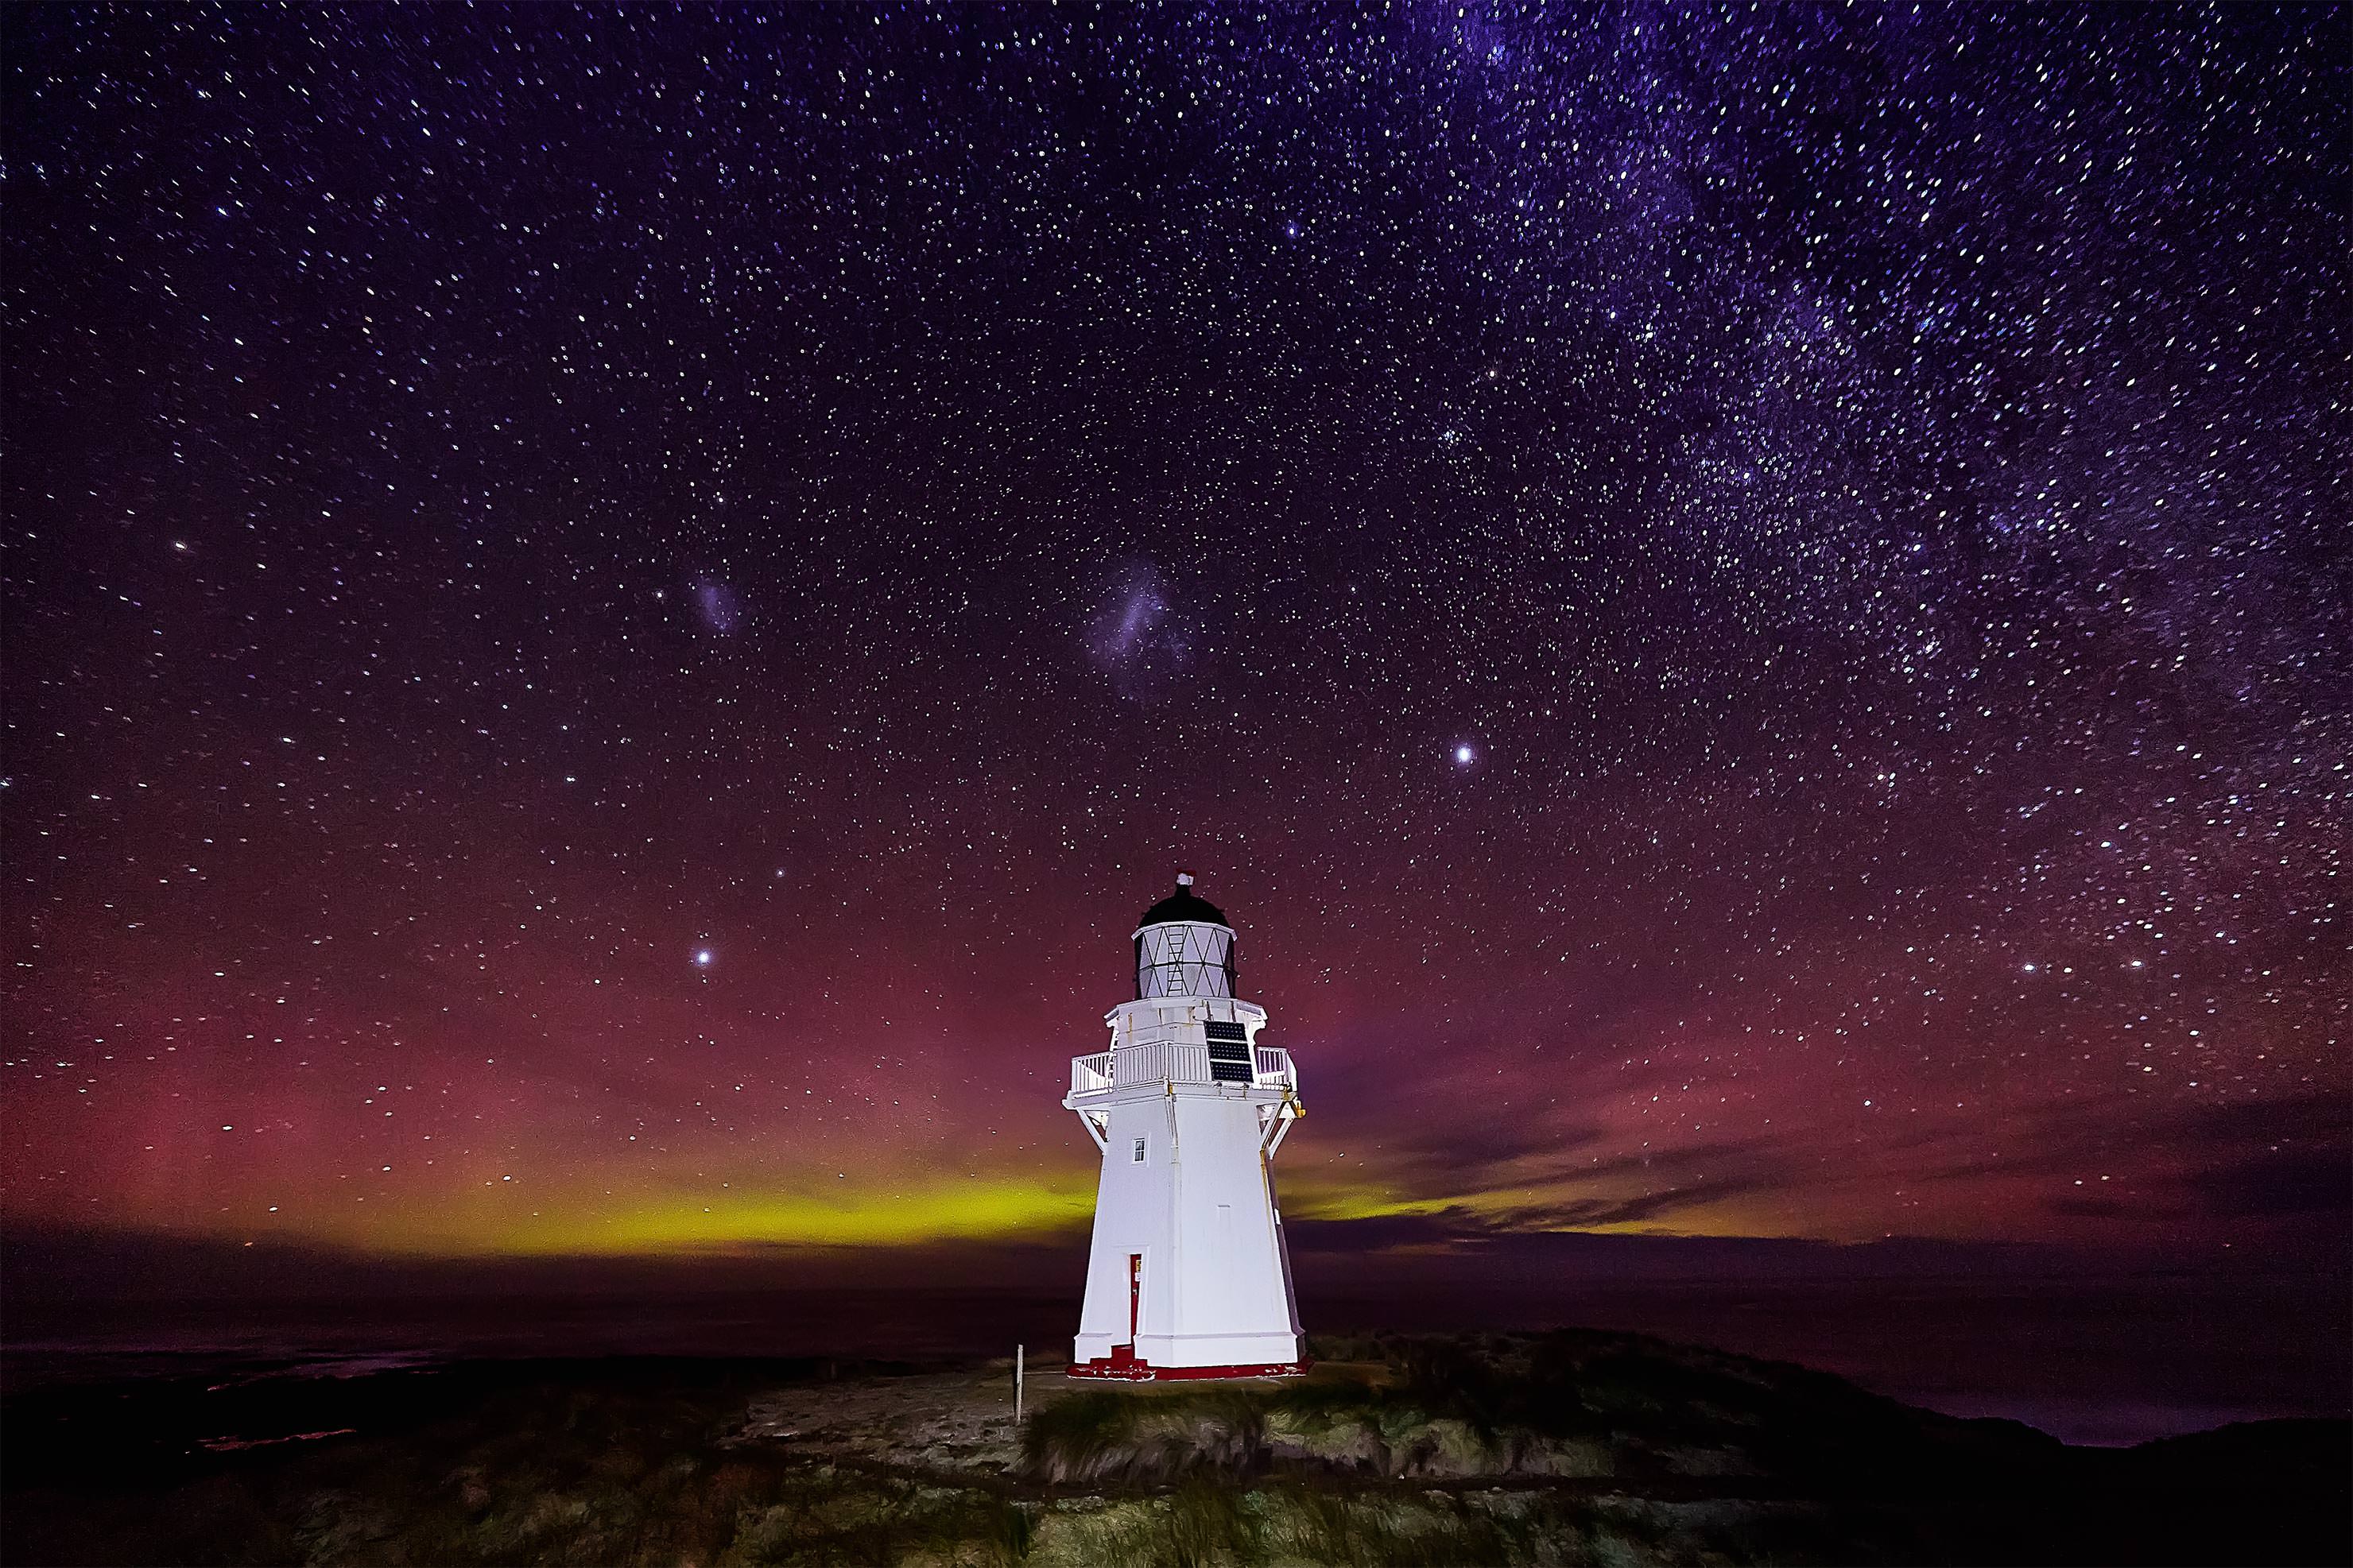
1106, 1041, 1215, 1084
1071, 1040, 1299, 1096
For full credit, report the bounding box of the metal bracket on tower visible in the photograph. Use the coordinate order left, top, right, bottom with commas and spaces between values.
1258, 1097, 1301, 1159
1076, 1108, 1110, 1152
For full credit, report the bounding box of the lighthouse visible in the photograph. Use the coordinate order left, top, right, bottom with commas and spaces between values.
1064, 872, 1307, 1379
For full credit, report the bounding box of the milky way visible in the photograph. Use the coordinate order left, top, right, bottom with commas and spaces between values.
3, 5, 2343, 1264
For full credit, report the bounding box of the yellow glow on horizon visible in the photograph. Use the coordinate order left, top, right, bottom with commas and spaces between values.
103, 1171, 1105, 1260
75, 1125, 1956, 1260
503, 1174, 1100, 1255
1282, 1179, 1836, 1244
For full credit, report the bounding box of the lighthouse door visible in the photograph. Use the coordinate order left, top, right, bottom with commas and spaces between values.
1126, 1253, 1142, 1344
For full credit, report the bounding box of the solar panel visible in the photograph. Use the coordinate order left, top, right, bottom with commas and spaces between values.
1205, 1020, 1253, 1080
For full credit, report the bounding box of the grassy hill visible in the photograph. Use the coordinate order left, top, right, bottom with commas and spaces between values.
5, 1329, 2344, 1565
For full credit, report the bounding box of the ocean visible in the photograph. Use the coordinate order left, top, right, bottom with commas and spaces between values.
6, 1270, 2344, 1446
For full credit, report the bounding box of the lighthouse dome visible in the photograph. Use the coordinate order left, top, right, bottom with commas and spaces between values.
1138, 878, 1227, 929
1133, 871, 1237, 999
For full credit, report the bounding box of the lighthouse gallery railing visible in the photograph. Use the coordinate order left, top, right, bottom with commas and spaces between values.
1068, 1044, 1296, 1094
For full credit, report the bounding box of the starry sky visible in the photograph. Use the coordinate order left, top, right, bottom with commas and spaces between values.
4, 5, 2344, 1277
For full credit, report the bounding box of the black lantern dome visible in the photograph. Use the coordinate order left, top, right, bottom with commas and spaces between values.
1138, 870, 1228, 930
1132, 871, 1237, 999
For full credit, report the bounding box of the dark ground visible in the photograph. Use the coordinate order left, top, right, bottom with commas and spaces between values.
10, 1252, 2347, 1446
4, 1331, 2345, 1566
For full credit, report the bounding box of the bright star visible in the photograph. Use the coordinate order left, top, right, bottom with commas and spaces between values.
1454, 744, 1475, 765
693, 949, 713, 967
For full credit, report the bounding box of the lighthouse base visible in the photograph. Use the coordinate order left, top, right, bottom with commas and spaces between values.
1068, 1345, 1308, 1382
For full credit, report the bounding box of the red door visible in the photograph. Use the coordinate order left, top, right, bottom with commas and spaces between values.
1105, 1252, 1143, 1371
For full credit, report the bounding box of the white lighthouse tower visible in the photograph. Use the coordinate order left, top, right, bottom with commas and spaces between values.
1064, 872, 1306, 1380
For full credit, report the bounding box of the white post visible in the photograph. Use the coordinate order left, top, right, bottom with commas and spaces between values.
1015, 1343, 1025, 1423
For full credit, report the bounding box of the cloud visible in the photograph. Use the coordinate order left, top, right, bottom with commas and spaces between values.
1280, 1210, 2087, 1284
2183, 1145, 2350, 1219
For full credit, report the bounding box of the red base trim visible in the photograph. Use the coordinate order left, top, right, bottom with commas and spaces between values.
1067, 1354, 1309, 1382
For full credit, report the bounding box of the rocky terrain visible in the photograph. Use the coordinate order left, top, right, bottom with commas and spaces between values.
4, 1330, 2345, 1565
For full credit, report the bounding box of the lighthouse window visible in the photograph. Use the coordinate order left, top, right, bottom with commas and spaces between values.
1132, 1136, 1146, 1163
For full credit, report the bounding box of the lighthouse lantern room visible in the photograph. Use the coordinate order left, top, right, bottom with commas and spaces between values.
1064, 873, 1307, 1379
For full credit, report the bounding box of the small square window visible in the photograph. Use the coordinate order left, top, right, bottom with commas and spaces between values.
1132, 1136, 1147, 1163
